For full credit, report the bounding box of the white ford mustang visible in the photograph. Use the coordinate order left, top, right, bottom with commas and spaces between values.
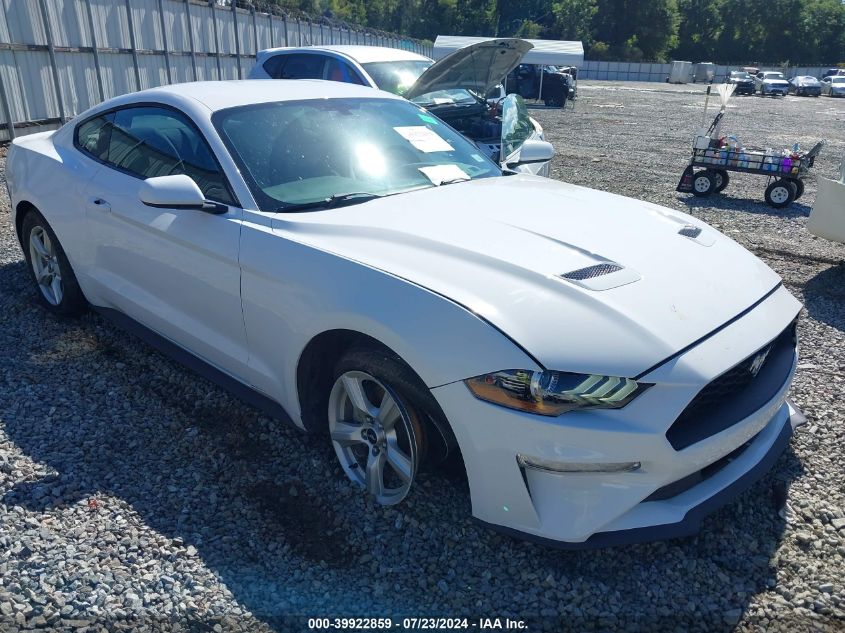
7, 80, 805, 547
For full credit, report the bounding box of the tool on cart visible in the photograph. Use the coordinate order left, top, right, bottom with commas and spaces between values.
808, 151, 845, 244
677, 84, 825, 208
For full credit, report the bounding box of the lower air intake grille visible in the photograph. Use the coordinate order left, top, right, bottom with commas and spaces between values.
665, 320, 797, 451
561, 263, 622, 281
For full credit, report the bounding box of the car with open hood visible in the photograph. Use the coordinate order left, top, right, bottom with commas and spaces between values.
754, 71, 790, 96
6, 80, 805, 549
247, 40, 551, 176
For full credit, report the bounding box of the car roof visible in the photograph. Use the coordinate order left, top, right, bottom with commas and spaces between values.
97, 79, 403, 113
257, 45, 431, 64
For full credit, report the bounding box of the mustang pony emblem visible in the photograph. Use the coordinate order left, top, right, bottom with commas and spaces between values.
749, 347, 772, 377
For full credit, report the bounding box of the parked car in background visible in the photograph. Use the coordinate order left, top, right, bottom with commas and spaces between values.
726, 70, 755, 95
821, 68, 845, 79
505, 64, 575, 106
789, 75, 821, 97
821, 75, 845, 97
754, 71, 789, 96
6, 79, 805, 548
248, 40, 552, 176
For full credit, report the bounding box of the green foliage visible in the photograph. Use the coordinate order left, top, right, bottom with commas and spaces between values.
252, 0, 845, 64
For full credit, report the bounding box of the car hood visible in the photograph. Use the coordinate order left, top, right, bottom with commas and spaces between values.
404, 38, 532, 100
271, 176, 784, 378
763, 78, 789, 85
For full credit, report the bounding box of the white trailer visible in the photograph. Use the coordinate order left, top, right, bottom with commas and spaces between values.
668, 60, 693, 84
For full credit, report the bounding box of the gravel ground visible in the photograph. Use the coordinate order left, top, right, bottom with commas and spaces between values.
1, 81, 844, 632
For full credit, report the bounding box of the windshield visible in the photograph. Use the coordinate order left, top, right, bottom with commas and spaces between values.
213, 98, 501, 212
361, 60, 431, 96
764, 72, 785, 80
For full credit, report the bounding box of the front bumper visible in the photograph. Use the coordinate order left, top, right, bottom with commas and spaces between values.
761, 85, 788, 95
432, 285, 802, 546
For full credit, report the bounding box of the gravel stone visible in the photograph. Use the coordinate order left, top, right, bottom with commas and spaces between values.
0, 84, 844, 631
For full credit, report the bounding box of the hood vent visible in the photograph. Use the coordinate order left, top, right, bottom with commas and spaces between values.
562, 263, 623, 281
678, 225, 702, 239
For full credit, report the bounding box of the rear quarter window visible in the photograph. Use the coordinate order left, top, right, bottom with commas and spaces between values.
75, 113, 114, 161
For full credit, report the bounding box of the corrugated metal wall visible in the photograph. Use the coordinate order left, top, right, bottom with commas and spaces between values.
579, 60, 833, 83
0, 0, 433, 140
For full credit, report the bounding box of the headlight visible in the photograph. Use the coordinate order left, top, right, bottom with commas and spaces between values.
464, 369, 652, 416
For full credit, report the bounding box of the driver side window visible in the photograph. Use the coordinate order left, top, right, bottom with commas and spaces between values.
106, 106, 235, 205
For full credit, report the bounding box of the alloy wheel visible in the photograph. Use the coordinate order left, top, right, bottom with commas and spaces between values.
328, 370, 419, 505
28, 225, 63, 306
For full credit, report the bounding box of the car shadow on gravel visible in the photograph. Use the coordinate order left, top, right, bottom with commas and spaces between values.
678, 194, 813, 219
0, 257, 812, 631
802, 262, 845, 331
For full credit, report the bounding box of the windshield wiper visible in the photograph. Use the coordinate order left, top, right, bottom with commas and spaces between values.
279, 192, 383, 213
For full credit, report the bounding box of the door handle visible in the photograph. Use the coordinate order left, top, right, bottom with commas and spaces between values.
90, 197, 111, 212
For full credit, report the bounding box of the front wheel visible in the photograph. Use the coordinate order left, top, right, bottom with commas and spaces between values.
328, 348, 429, 506
692, 170, 715, 197
21, 210, 87, 316
765, 179, 796, 208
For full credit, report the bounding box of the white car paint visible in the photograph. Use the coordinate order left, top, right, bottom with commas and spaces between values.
7, 80, 804, 547
248, 42, 551, 177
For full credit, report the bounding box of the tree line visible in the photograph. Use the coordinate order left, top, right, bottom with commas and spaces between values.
242, 0, 845, 64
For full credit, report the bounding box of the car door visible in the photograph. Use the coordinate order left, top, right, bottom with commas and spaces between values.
821, 77, 830, 95
80, 105, 249, 376
323, 56, 367, 85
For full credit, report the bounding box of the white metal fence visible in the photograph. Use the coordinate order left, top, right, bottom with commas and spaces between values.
0, 0, 432, 140
579, 60, 834, 83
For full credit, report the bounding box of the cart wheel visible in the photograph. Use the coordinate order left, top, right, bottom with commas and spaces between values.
692, 170, 715, 197
711, 169, 730, 193
786, 178, 805, 200
764, 179, 796, 208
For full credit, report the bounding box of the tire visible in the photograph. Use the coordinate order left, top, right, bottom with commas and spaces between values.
786, 178, 805, 200
327, 345, 437, 506
21, 209, 87, 316
764, 179, 796, 208
692, 170, 715, 197
712, 169, 730, 193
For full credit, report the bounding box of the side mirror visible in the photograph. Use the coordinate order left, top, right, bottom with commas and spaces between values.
139, 175, 208, 210
508, 139, 555, 166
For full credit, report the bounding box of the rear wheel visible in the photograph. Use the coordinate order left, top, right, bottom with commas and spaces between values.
711, 169, 730, 193
328, 347, 429, 506
764, 179, 796, 208
786, 178, 805, 200
692, 170, 715, 197
21, 210, 86, 316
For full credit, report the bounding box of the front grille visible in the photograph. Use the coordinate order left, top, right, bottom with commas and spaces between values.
561, 263, 622, 281
666, 320, 797, 451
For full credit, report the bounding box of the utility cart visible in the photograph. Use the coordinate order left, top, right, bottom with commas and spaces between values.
677, 86, 825, 208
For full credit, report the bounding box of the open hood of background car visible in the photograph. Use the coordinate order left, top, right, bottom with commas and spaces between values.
404, 38, 532, 101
